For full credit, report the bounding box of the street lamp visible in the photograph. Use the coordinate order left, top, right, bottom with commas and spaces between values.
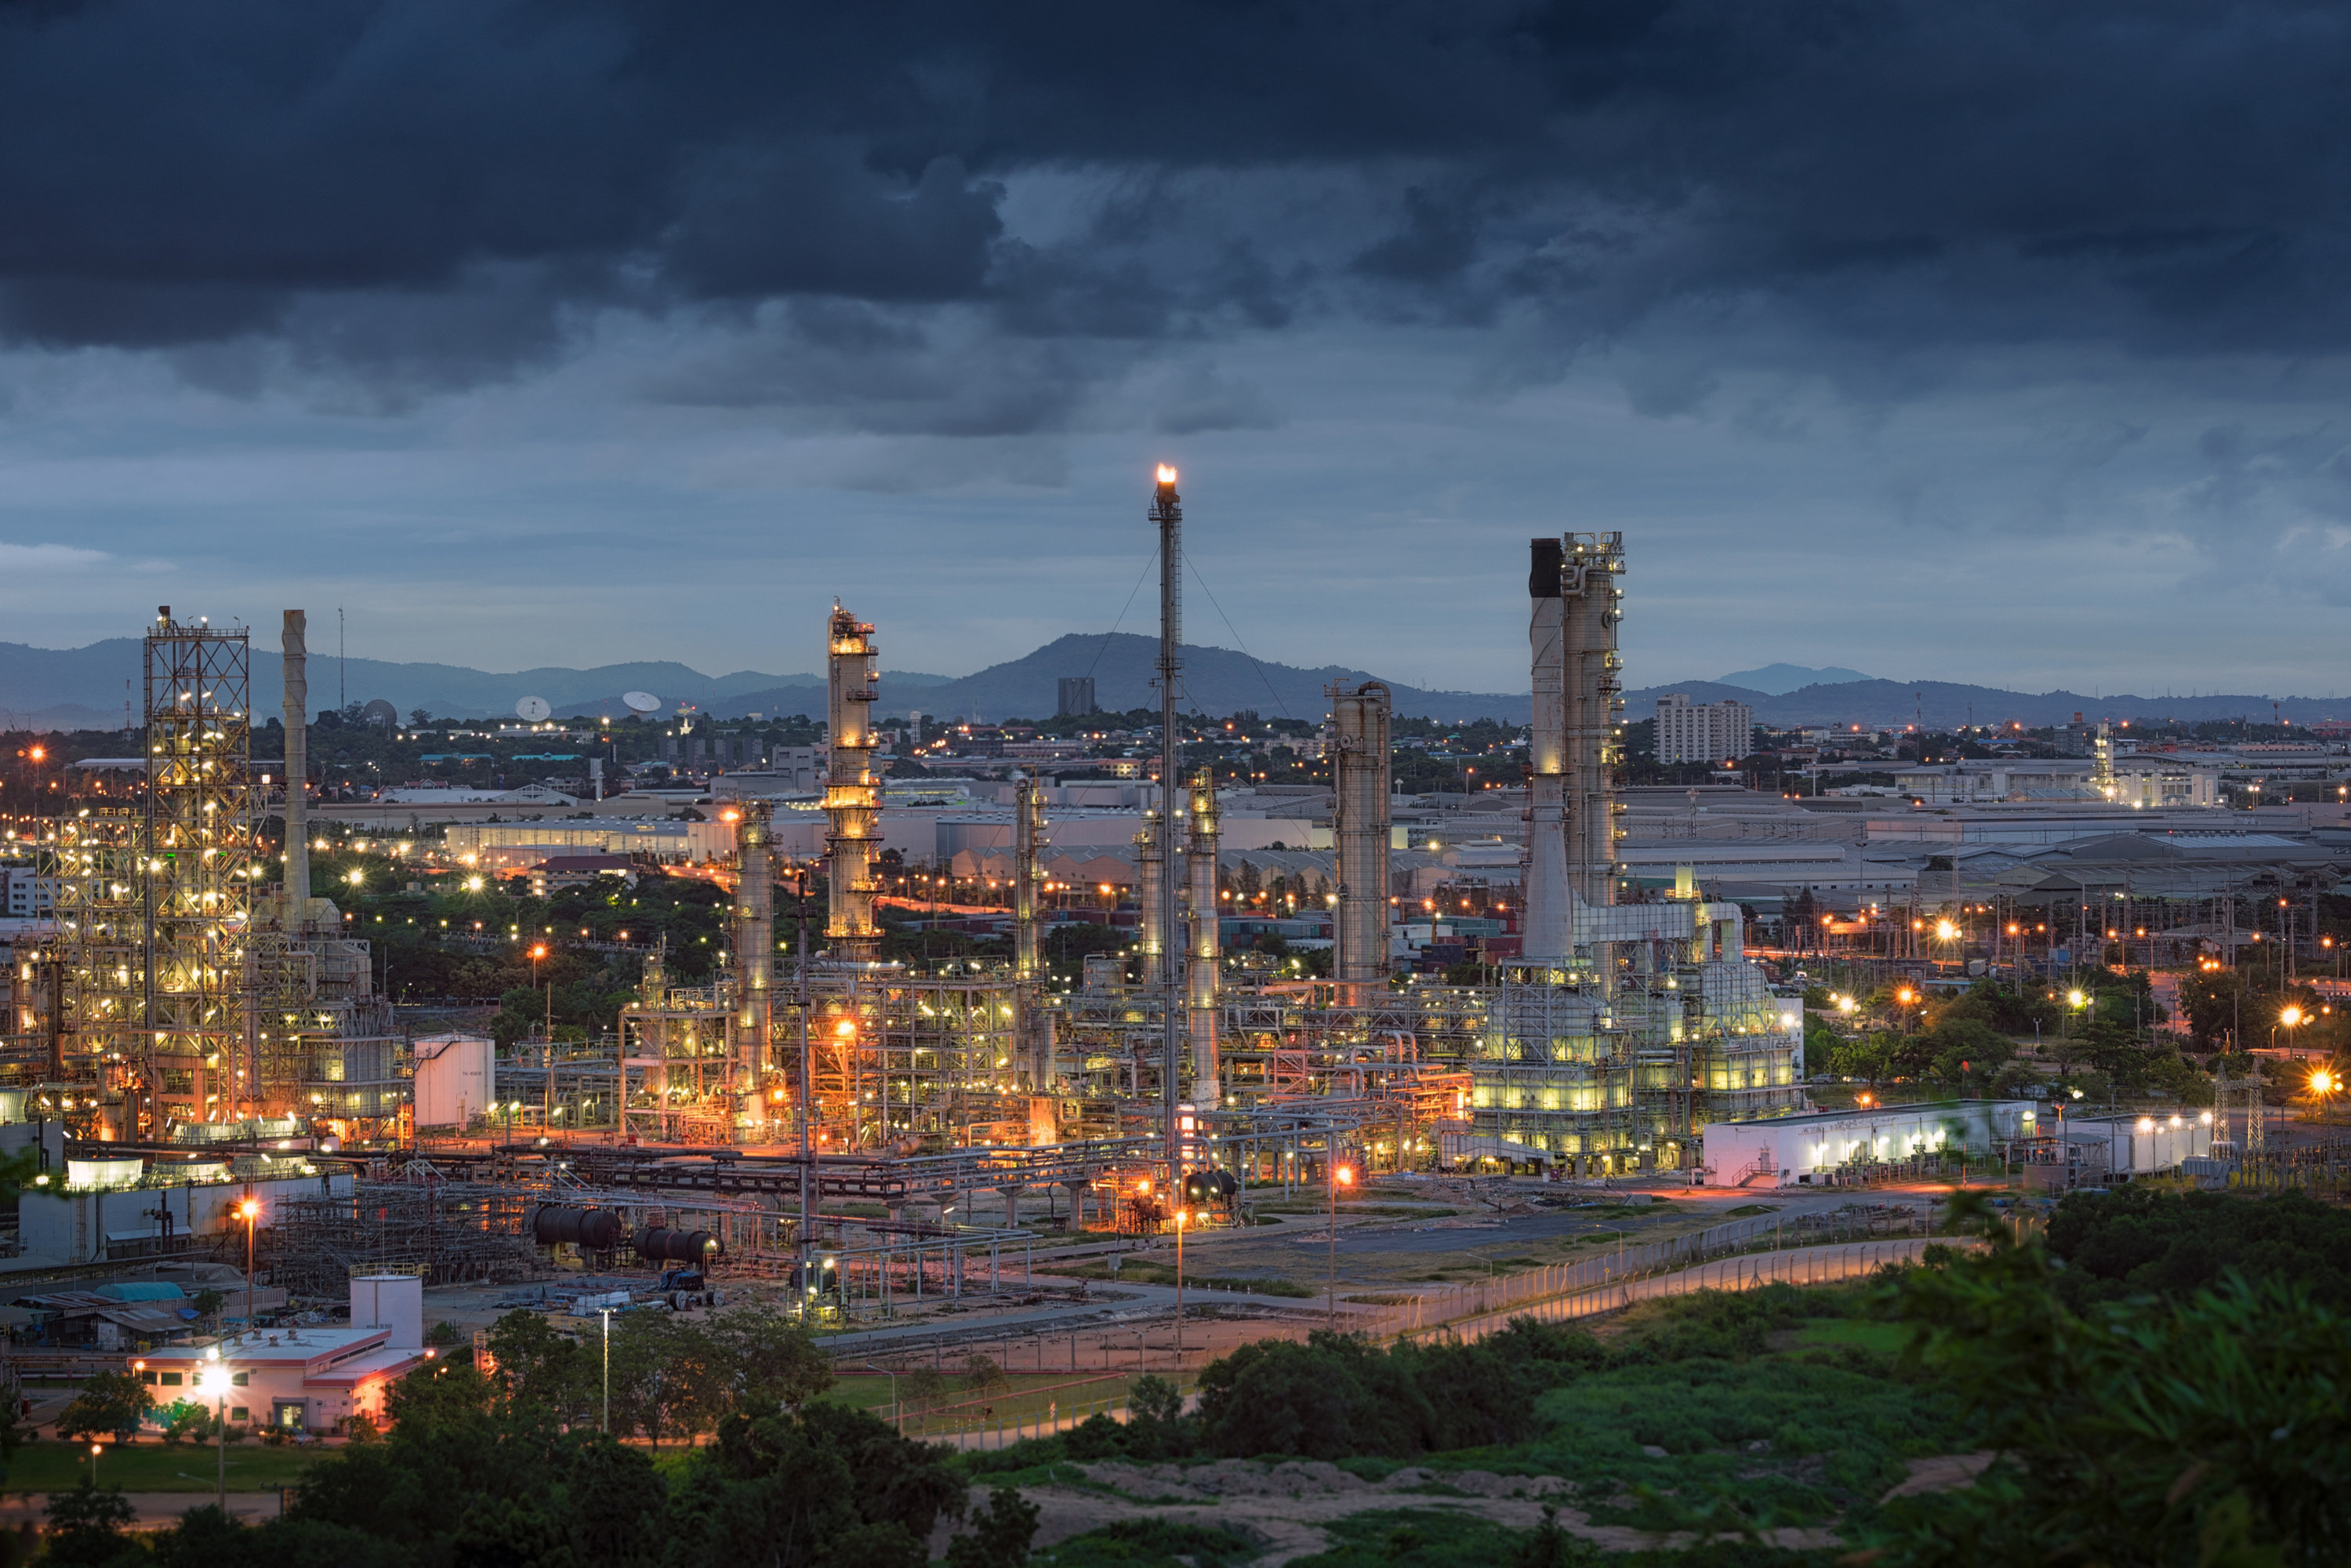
864, 1362, 900, 1434
600, 1308, 611, 1433
1326, 1156, 1355, 1328
2309, 1068, 2339, 1123
199, 1347, 228, 1506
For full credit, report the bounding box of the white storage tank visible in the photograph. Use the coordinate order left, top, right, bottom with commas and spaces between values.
350, 1273, 424, 1349
412, 1033, 494, 1129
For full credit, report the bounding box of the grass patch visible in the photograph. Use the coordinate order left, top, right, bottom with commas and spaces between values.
1343, 1294, 1420, 1305
5, 1440, 332, 1494
1283, 1508, 1530, 1568
1789, 1319, 1910, 1357
1725, 1205, 1782, 1218
1034, 1519, 1259, 1568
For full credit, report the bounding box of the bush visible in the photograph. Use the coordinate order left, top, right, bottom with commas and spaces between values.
2044, 1186, 2351, 1307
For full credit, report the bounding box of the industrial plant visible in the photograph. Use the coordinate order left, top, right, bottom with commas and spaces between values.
0, 471, 1805, 1308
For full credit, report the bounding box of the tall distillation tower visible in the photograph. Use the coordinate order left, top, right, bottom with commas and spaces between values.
1330, 681, 1392, 1000
823, 604, 882, 962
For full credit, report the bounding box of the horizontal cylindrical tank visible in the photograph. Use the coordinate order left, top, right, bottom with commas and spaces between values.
532, 1206, 627, 1250
633, 1226, 724, 1262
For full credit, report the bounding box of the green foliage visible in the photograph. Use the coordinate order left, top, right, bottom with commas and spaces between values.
58, 1372, 153, 1443
1032, 1519, 1257, 1568
963, 1353, 1009, 1394
425, 1319, 464, 1347
42, 1483, 143, 1568
1874, 1193, 2351, 1564
158, 1399, 214, 1446
1192, 1320, 1602, 1461
704, 1305, 835, 1410
2045, 1187, 2351, 1308
945, 1486, 1040, 1568
663, 1401, 965, 1568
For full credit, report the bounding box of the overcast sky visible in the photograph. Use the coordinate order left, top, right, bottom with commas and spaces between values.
2, 2, 2349, 698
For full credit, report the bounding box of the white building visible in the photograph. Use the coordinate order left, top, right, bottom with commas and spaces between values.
131, 1275, 434, 1433
1656, 694, 1754, 765
1702, 1099, 2039, 1187
1, 867, 56, 918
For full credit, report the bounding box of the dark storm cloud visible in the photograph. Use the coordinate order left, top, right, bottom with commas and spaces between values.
3, 0, 2349, 418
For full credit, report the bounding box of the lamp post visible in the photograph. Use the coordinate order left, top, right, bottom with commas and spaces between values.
601, 1308, 611, 1434
1173, 1208, 1188, 1366
201, 1348, 227, 1506
864, 1362, 900, 1434
237, 1200, 259, 1327
89, 1442, 101, 1489
1326, 1153, 1354, 1328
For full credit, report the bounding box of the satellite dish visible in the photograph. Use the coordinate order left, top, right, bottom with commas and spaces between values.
516, 695, 553, 722
622, 691, 661, 716
361, 699, 397, 728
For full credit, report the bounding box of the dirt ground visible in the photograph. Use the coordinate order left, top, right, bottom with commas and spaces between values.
948, 1457, 1847, 1561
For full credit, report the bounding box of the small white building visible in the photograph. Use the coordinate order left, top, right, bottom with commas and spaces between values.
131, 1275, 434, 1433
1703, 1099, 2039, 1187
2056, 1111, 2216, 1179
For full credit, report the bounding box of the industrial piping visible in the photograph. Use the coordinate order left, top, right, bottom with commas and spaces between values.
1329, 680, 1392, 999
1185, 766, 1220, 1104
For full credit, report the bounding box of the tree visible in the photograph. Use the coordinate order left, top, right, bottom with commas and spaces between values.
1877, 1195, 2351, 1564
704, 1305, 834, 1411
160, 1398, 215, 1445
606, 1312, 724, 1448
945, 1487, 1039, 1568
42, 1483, 141, 1568
58, 1371, 152, 1443
409, 708, 433, 726
486, 1307, 588, 1417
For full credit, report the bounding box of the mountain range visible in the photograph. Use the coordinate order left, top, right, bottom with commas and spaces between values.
2, 634, 2345, 732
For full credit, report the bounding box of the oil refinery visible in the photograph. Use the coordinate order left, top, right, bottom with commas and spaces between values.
1, 470, 1805, 1298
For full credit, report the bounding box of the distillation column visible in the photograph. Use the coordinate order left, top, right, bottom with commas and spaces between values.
1561, 534, 1624, 912
823, 604, 881, 962
1522, 539, 1569, 960
1012, 773, 1054, 1089
1330, 681, 1392, 1000
1134, 804, 1165, 982
281, 611, 310, 927
1185, 768, 1221, 1105
731, 799, 775, 1125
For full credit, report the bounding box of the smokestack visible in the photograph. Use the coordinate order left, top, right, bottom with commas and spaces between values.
1330, 680, 1392, 997
282, 610, 309, 924
1150, 466, 1184, 1178
1522, 541, 1568, 960
1185, 768, 1220, 1105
